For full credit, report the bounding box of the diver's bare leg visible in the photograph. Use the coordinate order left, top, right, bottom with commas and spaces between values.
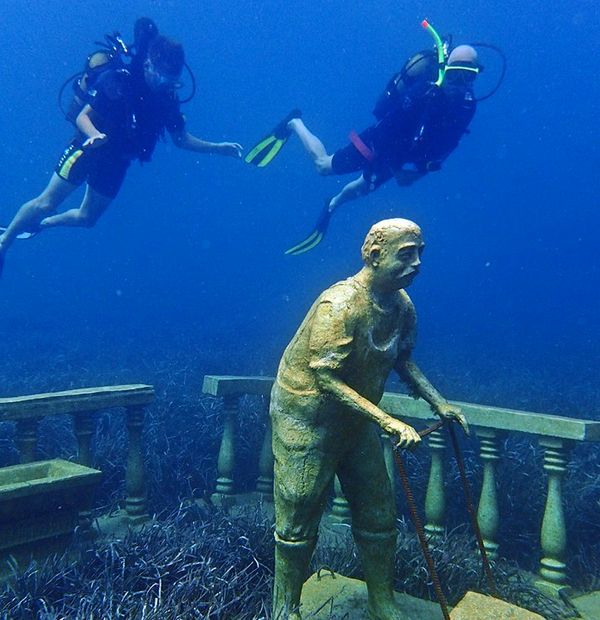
40, 185, 112, 229
328, 174, 370, 211
0, 173, 76, 253
288, 118, 333, 174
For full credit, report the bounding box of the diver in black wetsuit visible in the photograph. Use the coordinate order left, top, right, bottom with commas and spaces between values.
283, 43, 481, 254
0, 21, 242, 277
328, 45, 479, 192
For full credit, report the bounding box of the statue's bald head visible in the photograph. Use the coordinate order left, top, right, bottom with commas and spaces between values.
361, 218, 422, 264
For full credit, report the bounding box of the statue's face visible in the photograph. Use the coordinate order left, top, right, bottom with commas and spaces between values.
372, 231, 424, 291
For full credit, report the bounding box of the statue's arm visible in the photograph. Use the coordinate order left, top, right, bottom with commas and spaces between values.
309, 300, 420, 447
396, 358, 469, 433
315, 368, 420, 448
396, 358, 448, 410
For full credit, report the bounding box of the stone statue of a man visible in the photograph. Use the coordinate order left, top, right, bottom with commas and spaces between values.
270, 218, 466, 619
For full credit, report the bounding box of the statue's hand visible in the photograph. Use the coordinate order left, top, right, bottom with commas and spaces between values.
435, 402, 469, 435
384, 418, 421, 449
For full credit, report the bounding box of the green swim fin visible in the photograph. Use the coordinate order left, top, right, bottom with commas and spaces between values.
245, 108, 302, 167
285, 199, 333, 256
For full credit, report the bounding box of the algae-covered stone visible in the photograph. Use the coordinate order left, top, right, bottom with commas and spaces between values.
570, 590, 600, 620
450, 591, 545, 619
0, 458, 101, 556
300, 571, 445, 620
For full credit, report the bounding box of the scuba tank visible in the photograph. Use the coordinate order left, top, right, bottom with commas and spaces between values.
58, 18, 160, 125
373, 20, 506, 121
373, 49, 440, 120
60, 32, 131, 125
373, 20, 453, 122
58, 17, 196, 124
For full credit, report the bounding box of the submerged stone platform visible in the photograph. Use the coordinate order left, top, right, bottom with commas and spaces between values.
450, 591, 544, 619
299, 575, 552, 620
570, 590, 600, 619
299, 571, 445, 619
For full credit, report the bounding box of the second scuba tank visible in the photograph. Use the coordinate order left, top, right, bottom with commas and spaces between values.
62, 33, 130, 125
373, 50, 439, 120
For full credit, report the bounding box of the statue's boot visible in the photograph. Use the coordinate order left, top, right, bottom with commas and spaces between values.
354, 528, 404, 620
273, 535, 315, 620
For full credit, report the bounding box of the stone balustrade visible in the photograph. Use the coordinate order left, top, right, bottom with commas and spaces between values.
203, 376, 274, 506
0, 384, 155, 526
202, 375, 600, 596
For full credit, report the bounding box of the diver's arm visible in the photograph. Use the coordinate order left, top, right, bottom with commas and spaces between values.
169, 130, 242, 158
76, 105, 107, 148
396, 359, 468, 431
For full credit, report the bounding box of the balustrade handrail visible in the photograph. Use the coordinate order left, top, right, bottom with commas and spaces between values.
202, 375, 600, 442
0, 384, 155, 422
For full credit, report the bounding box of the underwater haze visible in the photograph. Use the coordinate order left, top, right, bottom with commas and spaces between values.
1, 0, 599, 418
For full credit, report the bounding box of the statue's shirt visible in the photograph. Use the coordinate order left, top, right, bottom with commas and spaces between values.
276, 277, 416, 404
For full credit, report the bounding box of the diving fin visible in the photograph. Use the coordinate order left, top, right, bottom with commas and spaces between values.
285, 199, 333, 256
0, 226, 37, 240
245, 108, 302, 167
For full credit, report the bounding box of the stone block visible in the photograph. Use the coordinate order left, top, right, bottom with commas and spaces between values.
0, 459, 101, 551
300, 571, 445, 619
571, 590, 600, 620
202, 375, 274, 397
450, 591, 545, 619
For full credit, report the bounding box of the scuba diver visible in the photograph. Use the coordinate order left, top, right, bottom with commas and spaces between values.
0, 18, 243, 277
246, 20, 504, 255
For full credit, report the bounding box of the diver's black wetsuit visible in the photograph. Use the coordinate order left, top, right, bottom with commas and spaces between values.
55, 69, 185, 198
331, 80, 476, 189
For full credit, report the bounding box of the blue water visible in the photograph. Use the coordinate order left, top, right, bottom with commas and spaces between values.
1, 0, 598, 417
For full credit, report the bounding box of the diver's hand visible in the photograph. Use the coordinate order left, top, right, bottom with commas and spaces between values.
83, 133, 108, 149
435, 402, 469, 435
383, 418, 421, 449
216, 142, 243, 159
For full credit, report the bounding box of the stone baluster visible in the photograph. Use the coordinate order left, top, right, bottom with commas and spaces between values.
212, 395, 238, 506
476, 428, 501, 559
16, 418, 39, 463
74, 413, 95, 467
125, 405, 149, 523
536, 437, 572, 595
330, 475, 351, 524
74, 413, 97, 532
255, 417, 274, 500
424, 429, 446, 540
